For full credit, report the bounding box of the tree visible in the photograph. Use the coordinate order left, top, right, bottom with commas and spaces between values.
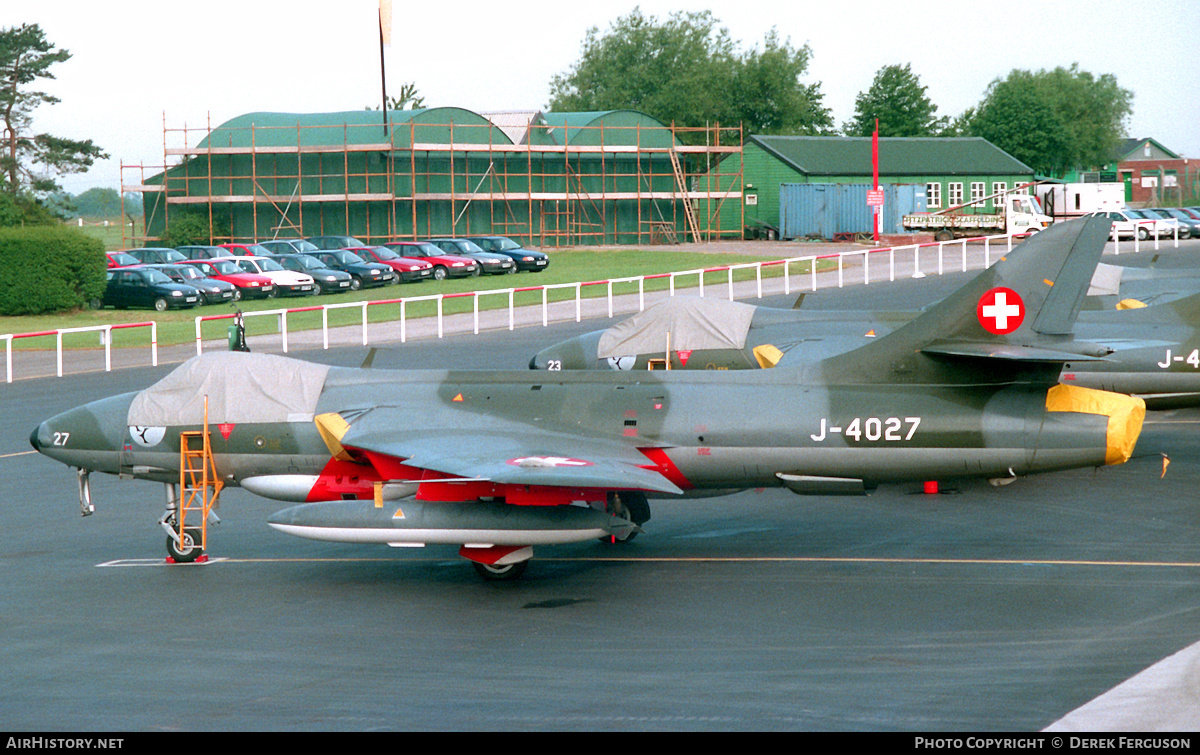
367, 82, 425, 111
843, 63, 947, 137
0, 23, 107, 215
547, 9, 833, 136
960, 64, 1132, 175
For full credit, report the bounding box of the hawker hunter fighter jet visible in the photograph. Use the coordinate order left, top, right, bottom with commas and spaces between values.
31, 217, 1144, 579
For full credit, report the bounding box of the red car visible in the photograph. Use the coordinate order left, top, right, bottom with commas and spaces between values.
383, 241, 479, 280
105, 251, 140, 268
188, 259, 277, 300
346, 246, 433, 283
220, 242, 278, 257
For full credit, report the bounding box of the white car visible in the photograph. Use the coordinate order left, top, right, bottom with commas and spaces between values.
1092, 209, 1176, 241
229, 256, 315, 296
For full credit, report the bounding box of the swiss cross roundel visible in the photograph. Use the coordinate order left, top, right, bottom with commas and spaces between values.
976, 287, 1025, 335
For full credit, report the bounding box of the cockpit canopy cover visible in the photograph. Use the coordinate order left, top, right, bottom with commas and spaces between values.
596, 297, 757, 358
128, 352, 331, 426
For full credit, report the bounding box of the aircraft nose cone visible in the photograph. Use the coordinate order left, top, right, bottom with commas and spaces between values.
30, 423, 42, 451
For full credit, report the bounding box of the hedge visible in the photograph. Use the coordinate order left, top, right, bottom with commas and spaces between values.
0, 226, 107, 315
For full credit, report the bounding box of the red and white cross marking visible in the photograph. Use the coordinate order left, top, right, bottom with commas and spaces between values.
506, 456, 595, 468
976, 287, 1025, 335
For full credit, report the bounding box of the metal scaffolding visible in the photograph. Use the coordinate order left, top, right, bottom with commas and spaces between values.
121, 112, 745, 248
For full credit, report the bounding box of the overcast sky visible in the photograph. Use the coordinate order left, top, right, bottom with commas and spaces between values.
14, 0, 1200, 194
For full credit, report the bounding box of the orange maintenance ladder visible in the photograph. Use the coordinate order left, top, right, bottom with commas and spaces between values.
165, 397, 223, 563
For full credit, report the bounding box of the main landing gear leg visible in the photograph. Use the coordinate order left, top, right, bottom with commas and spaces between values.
600, 490, 651, 544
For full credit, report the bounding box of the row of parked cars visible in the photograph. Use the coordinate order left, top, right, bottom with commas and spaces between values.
1091, 207, 1200, 240
101, 236, 550, 311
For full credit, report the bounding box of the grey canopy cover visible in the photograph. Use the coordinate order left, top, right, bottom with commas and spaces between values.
128, 352, 331, 426
596, 297, 757, 358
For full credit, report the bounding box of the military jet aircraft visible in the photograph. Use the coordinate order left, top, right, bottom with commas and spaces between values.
30, 217, 1145, 580
531, 254, 1200, 409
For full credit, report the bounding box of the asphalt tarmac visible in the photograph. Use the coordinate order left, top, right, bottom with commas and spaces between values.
4, 241, 1200, 731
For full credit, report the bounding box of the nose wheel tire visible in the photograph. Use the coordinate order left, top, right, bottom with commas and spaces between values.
166, 527, 204, 563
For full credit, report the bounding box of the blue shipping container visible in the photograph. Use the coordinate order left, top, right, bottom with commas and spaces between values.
779, 183, 926, 240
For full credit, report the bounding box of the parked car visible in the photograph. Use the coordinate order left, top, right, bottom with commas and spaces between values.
105, 251, 140, 268
177, 245, 235, 260
300, 249, 395, 289
424, 238, 516, 275
124, 247, 190, 265
275, 253, 355, 295
305, 235, 365, 250
145, 263, 238, 305
103, 267, 201, 311
1147, 208, 1200, 239
466, 236, 550, 272
1135, 208, 1188, 239
259, 239, 323, 255
1090, 209, 1168, 241
383, 241, 479, 280
348, 246, 434, 283
221, 242, 281, 257
188, 258, 277, 299
228, 256, 316, 296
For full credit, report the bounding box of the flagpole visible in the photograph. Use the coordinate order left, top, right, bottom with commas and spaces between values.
872, 118, 880, 243
378, 3, 389, 136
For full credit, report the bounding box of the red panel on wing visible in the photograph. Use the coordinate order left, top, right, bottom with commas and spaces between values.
638, 447, 693, 490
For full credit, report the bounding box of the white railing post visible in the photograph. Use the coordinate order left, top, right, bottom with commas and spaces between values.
103, 325, 112, 372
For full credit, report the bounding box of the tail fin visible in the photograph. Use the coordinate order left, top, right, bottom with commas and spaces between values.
824, 216, 1113, 384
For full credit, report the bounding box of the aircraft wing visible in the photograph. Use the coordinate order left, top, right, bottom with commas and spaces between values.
328, 414, 684, 495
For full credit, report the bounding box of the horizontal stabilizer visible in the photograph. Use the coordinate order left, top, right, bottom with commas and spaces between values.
922, 341, 1112, 363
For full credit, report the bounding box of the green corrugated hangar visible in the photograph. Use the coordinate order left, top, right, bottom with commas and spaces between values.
138, 108, 744, 247
700, 135, 1035, 238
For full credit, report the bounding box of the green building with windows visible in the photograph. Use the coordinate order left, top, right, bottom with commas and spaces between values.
701, 135, 1035, 237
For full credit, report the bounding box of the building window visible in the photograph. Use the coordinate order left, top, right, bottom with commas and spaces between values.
970, 182, 986, 205
926, 182, 941, 209
948, 182, 963, 207
992, 182, 1007, 210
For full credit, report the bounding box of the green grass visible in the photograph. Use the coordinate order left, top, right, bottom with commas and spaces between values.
1, 247, 828, 350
